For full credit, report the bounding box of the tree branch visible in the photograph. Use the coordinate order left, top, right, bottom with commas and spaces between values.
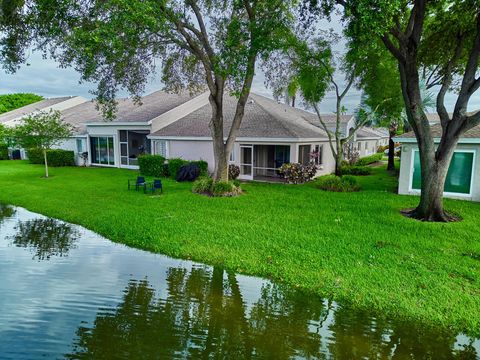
312, 103, 337, 158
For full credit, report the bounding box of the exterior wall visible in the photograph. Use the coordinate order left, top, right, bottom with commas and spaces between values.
398, 142, 480, 202
317, 141, 335, 176
52, 137, 87, 166
355, 138, 384, 158
167, 140, 215, 173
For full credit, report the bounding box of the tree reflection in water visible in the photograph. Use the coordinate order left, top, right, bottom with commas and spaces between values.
0, 203, 15, 225
66, 266, 478, 359
11, 218, 78, 260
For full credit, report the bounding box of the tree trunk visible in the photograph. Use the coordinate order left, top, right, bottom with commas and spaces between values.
387, 131, 396, 171
208, 93, 229, 182
43, 149, 49, 178
334, 142, 343, 176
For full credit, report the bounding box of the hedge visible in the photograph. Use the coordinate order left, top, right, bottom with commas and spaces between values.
339, 165, 372, 176
0, 145, 8, 160
138, 155, 167, 177
356, 153, 383, 166
27, 148, 75, 167
168, 158, 208, 179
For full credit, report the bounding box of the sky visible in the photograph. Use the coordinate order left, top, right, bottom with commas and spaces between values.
0, 14, 477, 115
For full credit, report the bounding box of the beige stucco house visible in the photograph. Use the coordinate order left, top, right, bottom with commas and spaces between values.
395, 124, 480, 201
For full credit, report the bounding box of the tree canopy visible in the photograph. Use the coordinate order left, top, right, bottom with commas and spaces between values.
0, 93, 43, 114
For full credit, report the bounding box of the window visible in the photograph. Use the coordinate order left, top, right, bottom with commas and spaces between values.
298, 145, 311, 165
411, 150, 475, 195
364, 142, 368, 150
76, 139, 84, 153
90, 136, 115, 165
229, 148, 235, 162
357, 142, 362, 151
154, 140, 167, 158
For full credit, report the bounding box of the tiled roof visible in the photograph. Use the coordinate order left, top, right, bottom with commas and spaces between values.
151, 93, 329, 139
400, 123, 480, 139
0, 97, 74, 124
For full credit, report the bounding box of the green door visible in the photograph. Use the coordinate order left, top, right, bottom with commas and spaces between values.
412, 151, 474, 194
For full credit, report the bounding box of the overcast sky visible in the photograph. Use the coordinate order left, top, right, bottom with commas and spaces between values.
0, 15, 477, 115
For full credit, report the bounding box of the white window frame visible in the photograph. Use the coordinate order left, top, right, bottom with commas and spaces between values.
89, 135, 116, 167
408, 148, 476, 198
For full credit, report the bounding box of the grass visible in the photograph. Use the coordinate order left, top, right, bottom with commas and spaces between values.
1, 160, 479, 335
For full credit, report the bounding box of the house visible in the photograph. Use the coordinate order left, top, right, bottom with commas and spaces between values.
395, 124, 480, 201
0, 90, 389, 181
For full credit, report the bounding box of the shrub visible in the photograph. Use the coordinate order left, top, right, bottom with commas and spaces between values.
138, 155, 167, 177
192, 177, 213, 194
356, 153, 383, 166
339, 165, 372, 176
0, 145, 8, 160
228, 164, 240, 180
317, 175, 361, 192
192, 160, 208, 176
278, 163, 317, 184
192, 177, 241, 197
27, 148, 75, 166
167, 158, 188, 179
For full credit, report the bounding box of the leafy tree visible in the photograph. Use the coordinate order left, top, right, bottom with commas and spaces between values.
15, 110, 74, 177
309, 0, 480, 221
0, 93, 43, 114
0, 0, 296, 182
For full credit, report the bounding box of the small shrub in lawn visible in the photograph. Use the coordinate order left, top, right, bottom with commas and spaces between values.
0, 145, 8, 160
192, 177, 213, 194
356, 153, 383, 166
279, 163, 317, 184
317, 175, 361, 192
192, 160, 208, 176
27, 148, 75, 166
228, 164, 240, 180
138, 155, 167, 177
192, 177, 241, 197
339, 165, 372, 176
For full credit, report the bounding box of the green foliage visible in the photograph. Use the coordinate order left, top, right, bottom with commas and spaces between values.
356, 153, 383, 166
27, 148, 75, 167
167, 158, 188, 180
194, 160, 208, 176
192, 177, 214, 194
0, 93, 43, 114
228, 164, 240, 180
339, 165, 372, 176
138, 155, 167, 177
279, 163, 317, 184
192, 177, 241, 197
15, 110, 75, 150
317, 175, 361, 192
0, 145, 8, 160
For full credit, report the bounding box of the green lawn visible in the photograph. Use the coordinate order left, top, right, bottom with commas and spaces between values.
1, 160, 479, 335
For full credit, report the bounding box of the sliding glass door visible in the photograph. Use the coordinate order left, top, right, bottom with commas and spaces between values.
90, 136, 115, 166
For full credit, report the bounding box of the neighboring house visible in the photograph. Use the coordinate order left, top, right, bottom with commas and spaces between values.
395, 124, 480, 201
0, 96, 88, 161
0, 90, 389, 181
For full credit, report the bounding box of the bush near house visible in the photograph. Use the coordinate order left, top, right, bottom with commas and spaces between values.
168, 158, 208, 179
279, 163, 317, 184
316, 175, 361, 192
339, 165, 372, 176
228, 164, 240, 180
138, 155, 167, 177
0, 145, 8, 160
356, 153, 383, 166
27, 148, 75, 166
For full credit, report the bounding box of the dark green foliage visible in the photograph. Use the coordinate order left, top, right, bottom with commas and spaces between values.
168, 158, 188, 180
0, 93, 43, 114
138, 155, 167, 177
356, 153, 383, 166
279, 163, 317, 184
339, 165, 372, 176
27, 149, 75, 167
317, 175, 361, 192
192, 177, 241, 197
168, 158, 208, 179
0, 145, 8, 160
228, 164, 240, 180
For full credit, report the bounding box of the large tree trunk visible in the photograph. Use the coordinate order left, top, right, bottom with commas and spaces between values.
334, 142, 343, 176
387, 130, 396, 171
208, 93, 229, 182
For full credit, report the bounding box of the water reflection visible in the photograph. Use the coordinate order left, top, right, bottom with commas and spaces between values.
66, 266, 479, 360
0, 203, 15, 224
11, 218, 78, 260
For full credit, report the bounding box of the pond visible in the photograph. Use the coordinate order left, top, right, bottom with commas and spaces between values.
0, 204, 479, 359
